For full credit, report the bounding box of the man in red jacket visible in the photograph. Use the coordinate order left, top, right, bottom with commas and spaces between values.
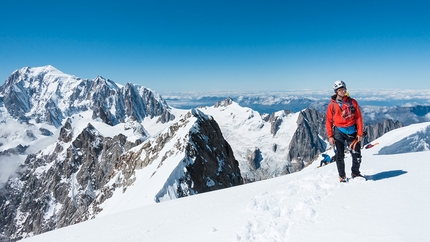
326, 80, 364, 182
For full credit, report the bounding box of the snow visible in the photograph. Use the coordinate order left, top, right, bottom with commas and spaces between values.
200, 103, 300, 180
43, 193, 62, 220
20, 122, 430, 242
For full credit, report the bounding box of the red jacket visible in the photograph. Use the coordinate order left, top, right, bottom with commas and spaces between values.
325, 95, 363, 138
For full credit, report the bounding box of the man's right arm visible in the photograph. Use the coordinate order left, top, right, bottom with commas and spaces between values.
326, 103, 336, 145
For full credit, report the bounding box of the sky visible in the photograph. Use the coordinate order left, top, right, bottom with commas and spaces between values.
21, 122, 430, 242
1, 0, 430, 92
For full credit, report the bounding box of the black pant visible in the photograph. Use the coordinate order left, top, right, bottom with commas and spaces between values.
334, 127, 362, 177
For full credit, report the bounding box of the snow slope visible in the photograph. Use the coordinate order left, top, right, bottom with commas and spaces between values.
20, 122, 430, 242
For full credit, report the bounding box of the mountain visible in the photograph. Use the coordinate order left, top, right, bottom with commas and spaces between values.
163, 92, 430, 126
0, 65, 174, 128
0, 65, 174, 186
0, 66, 408, 241
18, 122, 430, 242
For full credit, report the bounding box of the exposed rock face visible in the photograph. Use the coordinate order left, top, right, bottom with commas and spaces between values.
267, 110, 292, 136
364, 119, 403, 145
1, 73, 31, 118
214, 97, 233, 108
0, 122, 138, 241
249, 148, 263, 170
260, 110, 293, 137
181, 109, 242, 195
58, 118, 73, 143
287, 108, 326, 170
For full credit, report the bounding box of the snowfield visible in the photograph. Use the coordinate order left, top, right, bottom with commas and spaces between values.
20, 122, 430, 242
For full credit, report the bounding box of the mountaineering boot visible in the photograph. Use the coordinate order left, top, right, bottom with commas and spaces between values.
339, 176, 348, 183
351, 173, 364, 179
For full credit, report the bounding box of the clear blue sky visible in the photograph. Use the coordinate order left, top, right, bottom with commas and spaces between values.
1, 0, 429, 92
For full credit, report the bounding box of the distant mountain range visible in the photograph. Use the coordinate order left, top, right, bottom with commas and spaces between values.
162, 90, 430, 125
0, 66, 426, 241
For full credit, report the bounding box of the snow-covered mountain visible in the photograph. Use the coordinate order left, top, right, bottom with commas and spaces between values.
0, 66, 410, 241
0, 65, 174, 185
19, 122, 430, 242
0, 65, 173, 128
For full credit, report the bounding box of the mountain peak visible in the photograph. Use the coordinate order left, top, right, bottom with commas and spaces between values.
19, 65, 63, 75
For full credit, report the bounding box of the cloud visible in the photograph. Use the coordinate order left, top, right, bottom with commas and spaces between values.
161, 89, 430, 109
0, 155, 25, 188
0, 119, 57, 188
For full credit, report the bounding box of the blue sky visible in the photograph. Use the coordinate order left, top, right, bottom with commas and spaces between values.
1, 0, 429, 93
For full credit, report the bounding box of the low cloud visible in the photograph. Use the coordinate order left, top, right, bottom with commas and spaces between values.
0, 155, 25, 188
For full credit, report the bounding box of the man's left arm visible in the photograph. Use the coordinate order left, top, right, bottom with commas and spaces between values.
354, 99, 364, 141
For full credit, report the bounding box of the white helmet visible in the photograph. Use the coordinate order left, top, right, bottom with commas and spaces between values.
333, 80, 346, 92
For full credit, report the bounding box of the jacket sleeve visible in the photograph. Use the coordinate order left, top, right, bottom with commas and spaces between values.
325, 102, 334, 138
353, 99, 364, 136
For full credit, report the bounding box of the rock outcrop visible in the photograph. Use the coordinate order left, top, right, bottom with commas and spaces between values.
287, 108, 326, 170
364, 119, 403, 145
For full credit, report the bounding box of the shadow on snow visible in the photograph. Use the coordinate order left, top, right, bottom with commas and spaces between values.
366, 170, 408, 181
